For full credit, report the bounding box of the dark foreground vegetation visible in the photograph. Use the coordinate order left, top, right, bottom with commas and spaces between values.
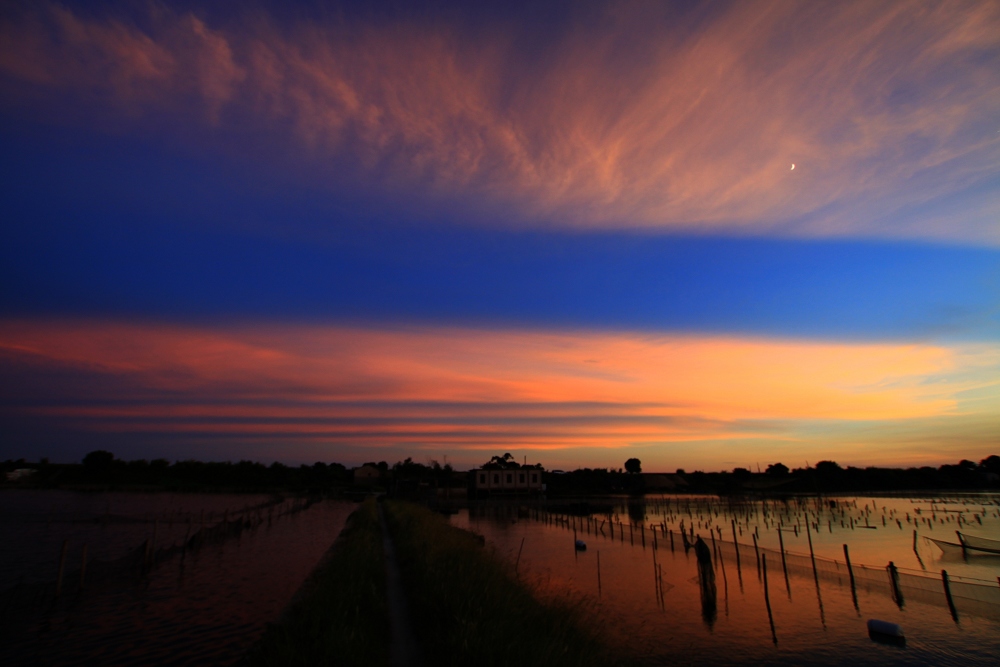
385, 501, 614, 667
247, 499, 390, 666
247, 500, 615, 667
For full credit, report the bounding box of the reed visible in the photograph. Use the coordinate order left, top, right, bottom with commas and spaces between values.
384, 501, 618, 667
246, 499, 390, 667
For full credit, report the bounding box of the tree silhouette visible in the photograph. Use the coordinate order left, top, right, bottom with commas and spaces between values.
82, 450, 115, 469
765, 462, 789, 476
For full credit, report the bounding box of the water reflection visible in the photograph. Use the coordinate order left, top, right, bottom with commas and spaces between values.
453, 494, 1000, 666
695, 537, 717, 630
2, 494, 353, 665
627, 499, 646, 524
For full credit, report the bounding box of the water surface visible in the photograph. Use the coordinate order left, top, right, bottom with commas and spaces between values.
1, 491, 353, 666
451, 494, 1000, 666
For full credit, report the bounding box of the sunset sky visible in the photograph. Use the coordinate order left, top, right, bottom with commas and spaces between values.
1, 0, 998, 471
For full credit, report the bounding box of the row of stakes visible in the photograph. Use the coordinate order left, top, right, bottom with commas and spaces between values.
527, 508, 988, 630
52, 511, 221, 598
48, 500, 314, 600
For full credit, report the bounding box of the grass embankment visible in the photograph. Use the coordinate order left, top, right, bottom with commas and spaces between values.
247, 500, 617, 666
246, 499, 390, 667
384, 501, 618, 667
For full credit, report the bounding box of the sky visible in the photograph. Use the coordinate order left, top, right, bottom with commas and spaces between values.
1, 0, 998, 471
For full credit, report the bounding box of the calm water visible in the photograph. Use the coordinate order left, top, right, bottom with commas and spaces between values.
1, 491, 354, 666
451, 494, 1000, 666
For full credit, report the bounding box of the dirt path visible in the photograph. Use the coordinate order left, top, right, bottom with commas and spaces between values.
377, 502, 422, 667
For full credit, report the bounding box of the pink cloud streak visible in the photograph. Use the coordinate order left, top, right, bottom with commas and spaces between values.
2, 1, 998, 243
2, 319, 996, 469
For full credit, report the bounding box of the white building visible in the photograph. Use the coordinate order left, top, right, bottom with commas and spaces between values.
470, 467, 544, 493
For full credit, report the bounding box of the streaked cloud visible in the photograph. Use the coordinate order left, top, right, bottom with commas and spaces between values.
2, 319, 996, 469
2, 1, 998, 242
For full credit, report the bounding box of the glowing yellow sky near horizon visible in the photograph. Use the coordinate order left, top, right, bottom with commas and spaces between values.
1, 320, 996, 470
1, 1, 998, 244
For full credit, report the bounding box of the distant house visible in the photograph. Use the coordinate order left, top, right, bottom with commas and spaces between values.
4, 468, 36, 482
353, 464, 381, 486
470, 466, 544, 494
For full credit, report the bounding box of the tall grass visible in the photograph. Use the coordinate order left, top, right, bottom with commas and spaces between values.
385, 501, 619, 667
245, 499, 389, 667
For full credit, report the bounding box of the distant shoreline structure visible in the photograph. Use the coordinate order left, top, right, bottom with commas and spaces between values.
3, 451, 997, 495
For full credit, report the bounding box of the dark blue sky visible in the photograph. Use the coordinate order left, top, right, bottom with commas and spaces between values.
3, 121, 997, 340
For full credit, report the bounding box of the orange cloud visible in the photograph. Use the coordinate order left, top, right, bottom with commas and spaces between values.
1, 319, 996, 468
1, 2, 998, 243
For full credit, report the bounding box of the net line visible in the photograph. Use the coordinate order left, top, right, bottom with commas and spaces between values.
709, 535, 1000, 620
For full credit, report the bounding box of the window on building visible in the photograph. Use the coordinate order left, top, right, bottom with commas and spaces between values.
493, 474, 499, 484
506, 473, 512, 483
479, 474, 485, 483
532, 473, 538, 483
519, 473, 525, 483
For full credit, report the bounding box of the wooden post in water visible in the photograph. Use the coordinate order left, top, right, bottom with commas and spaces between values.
515, 537, 525, 576
641, 523, 645, 548
731, 519, 742, 579
55, 540, 68, 597
778, 528, 790, 596
752, 533, 761, 579
762, 554, 777, 645
843, 543, 858, 612
806, 521, 818, 579
79, 544, 88, 590
887, 561, 904, 609
942, 569, 959, 623
669, 528, 674, 552
716, 536, 729, 592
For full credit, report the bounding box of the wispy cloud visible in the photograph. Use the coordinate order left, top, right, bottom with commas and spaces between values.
1, 1, 998, 242
2, 319, 996, 468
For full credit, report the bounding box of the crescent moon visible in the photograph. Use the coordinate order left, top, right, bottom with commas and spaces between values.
790, 164, 796, 170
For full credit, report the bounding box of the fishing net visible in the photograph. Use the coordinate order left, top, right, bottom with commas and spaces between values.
708, 536, 1000, 621
958, 532, 1000, 554
0, 496, 318, 624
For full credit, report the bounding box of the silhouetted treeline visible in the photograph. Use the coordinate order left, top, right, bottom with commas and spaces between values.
4, 452, 998, 495
386, 457, 468, 497
545, 467, 644, 495
2, 451, 350, 492
544, 456, 1000, 495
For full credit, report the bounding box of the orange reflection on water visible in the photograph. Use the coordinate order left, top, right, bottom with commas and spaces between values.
454, 496, 1000, 666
